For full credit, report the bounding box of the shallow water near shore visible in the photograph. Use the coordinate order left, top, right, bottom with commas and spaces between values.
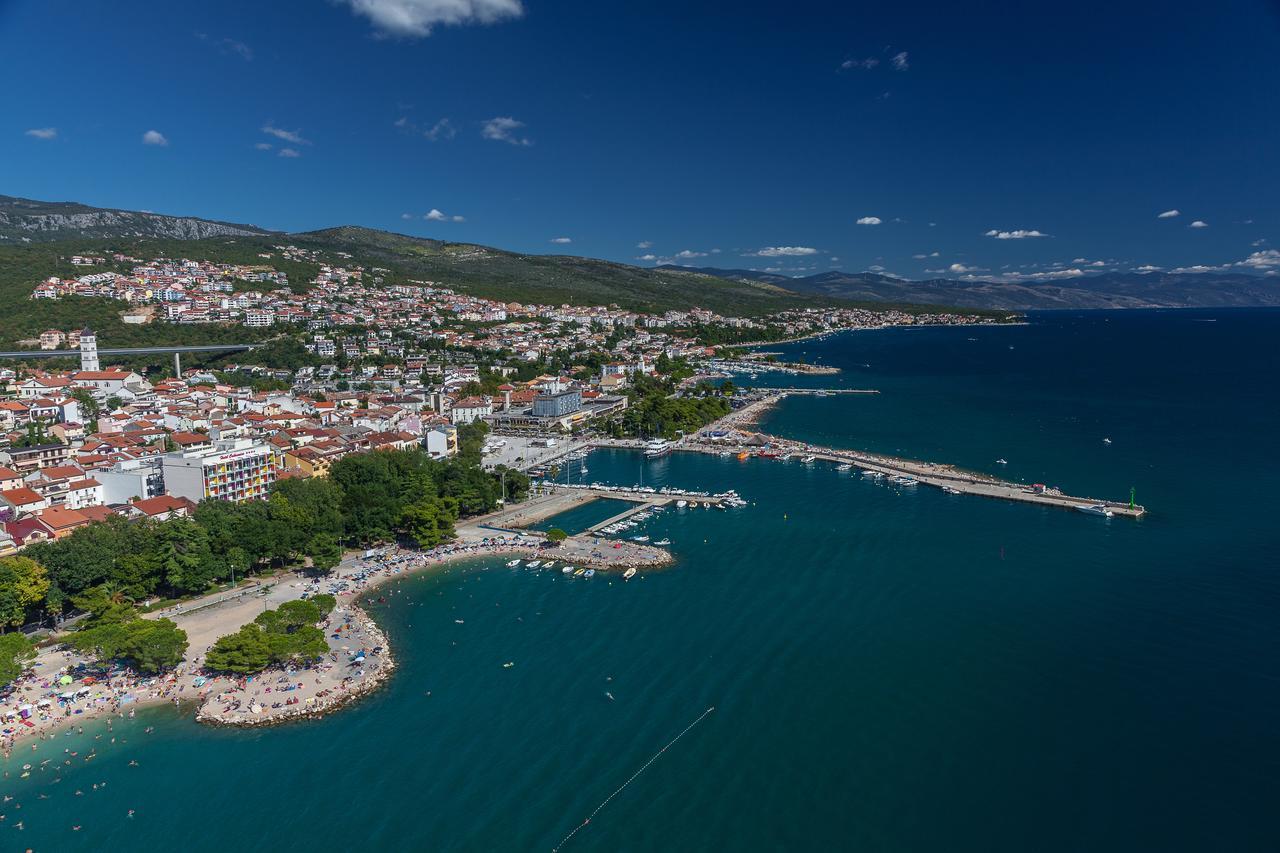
4, 309, 1280, 851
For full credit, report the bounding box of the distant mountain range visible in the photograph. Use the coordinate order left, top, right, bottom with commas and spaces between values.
2, 193, 1274, 312
667, 266, 1280, 311
0, 194, 270, 242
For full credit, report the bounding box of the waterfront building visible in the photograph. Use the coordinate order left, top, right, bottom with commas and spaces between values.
161, 437, 276, 503
532, 389, 582, 419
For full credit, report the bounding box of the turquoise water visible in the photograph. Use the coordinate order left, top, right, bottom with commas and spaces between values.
530, 497, 635, 535
5, 310, 1280, 851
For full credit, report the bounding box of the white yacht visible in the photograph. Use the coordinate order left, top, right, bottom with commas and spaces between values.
1076, 503, 1114, 518
644, 439, 672, 458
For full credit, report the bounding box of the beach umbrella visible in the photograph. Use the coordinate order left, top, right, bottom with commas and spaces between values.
58, 675, 73, 685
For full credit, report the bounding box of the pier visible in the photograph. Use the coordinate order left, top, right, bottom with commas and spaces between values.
533, 484, 729, 535
682, 436, 1145, 517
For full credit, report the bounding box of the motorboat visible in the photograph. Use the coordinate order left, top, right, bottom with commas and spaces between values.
623, 567, 637, 581
654, 538, 671, 546
995, 458, 1008, 465
644, 439, 672, 458
676, 500, 688, 508
527, 560, 542, 569
584, 569, 596, 578
561, 565, 574, 574
1076, 503, 1114, 518
506, 559, 521, 568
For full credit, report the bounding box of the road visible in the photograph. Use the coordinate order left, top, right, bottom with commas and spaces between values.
0, 344, 259, 359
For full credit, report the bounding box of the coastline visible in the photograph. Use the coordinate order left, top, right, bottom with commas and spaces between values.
2, 533, 672, 750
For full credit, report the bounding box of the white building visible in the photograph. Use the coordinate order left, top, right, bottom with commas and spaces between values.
79, 328, 99, 372
161, 438, 276, 504
244, 310, 275, 328
96, 457, 166, 504
425, 425, 458, 459
450, 396, 492, 426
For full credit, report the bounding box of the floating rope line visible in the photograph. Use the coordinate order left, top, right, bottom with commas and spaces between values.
551, 705, 716, 852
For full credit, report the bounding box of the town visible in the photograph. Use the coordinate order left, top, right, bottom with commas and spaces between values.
0, 247, 1004, 556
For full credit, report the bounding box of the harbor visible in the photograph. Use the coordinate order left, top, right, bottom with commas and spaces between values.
512, 387, 1145, 519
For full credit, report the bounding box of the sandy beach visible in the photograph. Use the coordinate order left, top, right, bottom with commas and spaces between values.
1, 525, 673, 749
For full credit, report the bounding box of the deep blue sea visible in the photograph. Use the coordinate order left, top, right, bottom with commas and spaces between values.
4, 310, 1279, 852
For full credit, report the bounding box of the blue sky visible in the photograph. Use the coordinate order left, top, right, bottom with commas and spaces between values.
3, 0, 1279, 280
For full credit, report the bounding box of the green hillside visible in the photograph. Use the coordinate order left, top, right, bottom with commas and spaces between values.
289, 226, 827, 316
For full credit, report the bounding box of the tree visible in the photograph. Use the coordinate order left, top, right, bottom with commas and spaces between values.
306, 534, 343, 572
545, 528, 568, 544
399, 497, 458, 548
207, 595, 337, 673
0, 556, 50, 629
0, 633, 35, 686
65, 592, 189, 674
205, 625, 273, 674
124, 619, 188, 673
70, 388, 100, 424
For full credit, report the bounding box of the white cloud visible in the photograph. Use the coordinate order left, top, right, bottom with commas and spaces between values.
891, 51, 909, 70
262, 124, 310, 145
278, 147, 301, 158
1251, 238, 1267, 247
856, 216, 882, 226
674, 249, 707, 259
1157, 209, 1180, 219
422, 208, 464, 223
425, 118, 456, 141
401, 213, 414, 220
550, 237, 572, 244
1169, 264, 1227, 273
1135, 265, 1163, 272
751, 246, 819, 257
869, 264, 885, 271
913, 251, 940, 259
1188, 220, 1208, 228
985, 229, 1048, 240
830, 256, 840, 262
220, 38, 253, 61
341, 0, 524, 38
24, 127, 57, 140
1236, 250, 1280, 270
254, 142, 273, 150
636, 254, 658, 262
948, 263, 981, 274
841, 57, 879, 70
481, 116, 532, 146
636, 240, 652, 249
1007, 268, 1085, 281
142, 130, 169, 146
710, 248, 722, 254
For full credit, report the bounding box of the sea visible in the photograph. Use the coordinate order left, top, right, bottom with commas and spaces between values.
5, 309, 1279, 852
